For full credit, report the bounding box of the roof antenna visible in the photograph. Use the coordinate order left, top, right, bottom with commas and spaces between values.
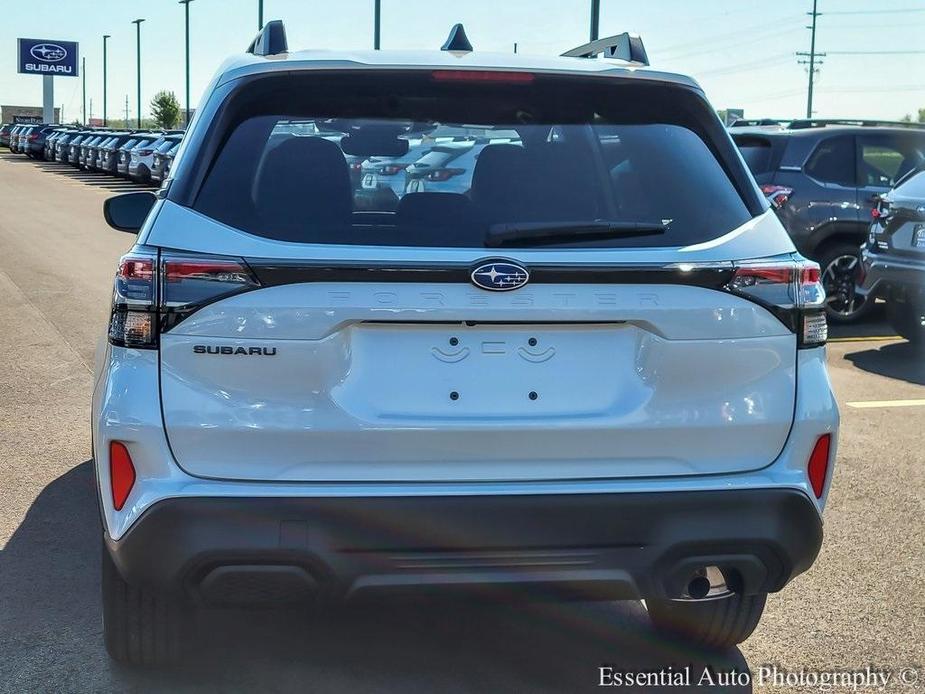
441, 23, 473, 53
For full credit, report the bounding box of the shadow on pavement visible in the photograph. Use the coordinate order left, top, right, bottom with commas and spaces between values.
0, 461, 752, 692
844, 340, 925, 386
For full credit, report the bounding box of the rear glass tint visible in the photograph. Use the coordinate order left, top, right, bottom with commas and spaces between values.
733, 135, 774, 174
192, 73, 756, 248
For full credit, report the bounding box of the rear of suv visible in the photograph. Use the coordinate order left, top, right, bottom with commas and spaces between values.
94, 23, 838, 665
731, 121, 925, 323
859, 169, 925, 344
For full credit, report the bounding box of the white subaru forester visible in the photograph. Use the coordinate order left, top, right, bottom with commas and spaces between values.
94, 22, 838, 665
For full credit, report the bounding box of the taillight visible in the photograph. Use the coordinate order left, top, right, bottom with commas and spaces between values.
807, 434, 832, 499
425, 167, 465, 182
725, 258, 827, 348
379, 164, 407, 176
109, 441, 136, 511
137, 148, 153, 156
760, 184, 794, 209
108, 250, 259, 349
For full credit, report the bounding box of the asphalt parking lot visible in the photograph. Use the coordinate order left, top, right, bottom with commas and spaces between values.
0, 152, 922, 693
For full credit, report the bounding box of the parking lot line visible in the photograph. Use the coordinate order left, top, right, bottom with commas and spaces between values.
846, 399, 925, 409
828, 335, 899, 343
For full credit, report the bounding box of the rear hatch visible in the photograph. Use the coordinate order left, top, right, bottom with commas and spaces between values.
147, 69, 803, 482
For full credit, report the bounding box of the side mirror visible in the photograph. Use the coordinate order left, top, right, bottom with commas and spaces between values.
103, 192, 157, 233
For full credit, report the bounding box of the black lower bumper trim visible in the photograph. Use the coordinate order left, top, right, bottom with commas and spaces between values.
105, 489, 822, 605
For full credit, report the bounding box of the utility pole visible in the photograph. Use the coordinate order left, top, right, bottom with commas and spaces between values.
590, 0, 600, 41
797, 0, 824, 119
132, 19, 145, 128
513, 42, 518, 54
103, 35, 110, 126
258, 0, 263, 29
373, 0, 381, 49
179, 0, 194, 125
81, 57, 87, 124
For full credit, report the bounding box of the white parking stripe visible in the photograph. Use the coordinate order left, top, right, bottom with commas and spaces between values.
846, 399, 925, 409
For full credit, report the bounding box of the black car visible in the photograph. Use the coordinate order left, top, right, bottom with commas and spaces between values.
732, 120, 925, 322
859, 169, 925, 345
0, 123, 13, 148
26, 125, 59, 159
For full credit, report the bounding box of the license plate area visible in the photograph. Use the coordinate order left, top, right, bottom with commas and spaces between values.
335, 322, 633, 421
913, 224, 925, 249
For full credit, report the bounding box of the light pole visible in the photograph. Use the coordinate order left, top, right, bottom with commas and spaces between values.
590, 0, 600, 41
258, 0, 263, 29
103, 35, 110, 126
374, 0, 381, 49
179, 0, 194, 125
81, 57, 86, 124
132, 19, 145, 128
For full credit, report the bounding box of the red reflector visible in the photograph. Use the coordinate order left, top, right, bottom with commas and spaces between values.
110, 441, 136, 511
733, 266, 794, 284
807, 434, 831, 499
431, 70, 535, 83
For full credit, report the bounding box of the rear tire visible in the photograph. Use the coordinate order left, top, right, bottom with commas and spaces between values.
647, 592, 767, 651
820, 242, 873, 324
887, 299, 925, 346
101, 541, 187, 666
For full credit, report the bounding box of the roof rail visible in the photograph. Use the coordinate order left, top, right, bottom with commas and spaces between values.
787, 118, 925, 130
246, 19, 288, 56
441, 23, 473, 52
561, 33, 649, 66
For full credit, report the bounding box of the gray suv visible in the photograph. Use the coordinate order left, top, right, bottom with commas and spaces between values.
732, 120, 925, 322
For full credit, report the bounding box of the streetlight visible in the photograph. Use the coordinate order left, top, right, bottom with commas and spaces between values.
258, 0, 264, 29
132, 19, 145, 128
103, 35, 110, 126
590, 0, 600, 41
373, 0, 381, 50
179, 0, 194, 126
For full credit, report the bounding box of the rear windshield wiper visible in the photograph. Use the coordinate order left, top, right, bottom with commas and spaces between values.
485, 220, 669, 247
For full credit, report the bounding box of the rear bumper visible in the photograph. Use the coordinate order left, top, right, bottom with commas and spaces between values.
860, 250, 925, 300
105, 488, 822, 606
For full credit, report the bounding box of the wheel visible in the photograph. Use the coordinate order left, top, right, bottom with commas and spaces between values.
819, 243, 873, 324
887, 299, 925, 346
647, 592, 767, 651
101, 540, 187, 666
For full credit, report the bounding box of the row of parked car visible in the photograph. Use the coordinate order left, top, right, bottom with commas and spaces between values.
729, 118, 925, 340
0, 122, 185, 185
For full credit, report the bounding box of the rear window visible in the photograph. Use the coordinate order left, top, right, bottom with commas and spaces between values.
192, 72, 756, 248
733, 136, 774, 175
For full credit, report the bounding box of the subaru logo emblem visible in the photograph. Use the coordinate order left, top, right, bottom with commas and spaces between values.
30, 43, 67, 62
471, 260, 530, 291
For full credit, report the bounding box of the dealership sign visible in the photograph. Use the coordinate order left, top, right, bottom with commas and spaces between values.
17, 38, 79, 76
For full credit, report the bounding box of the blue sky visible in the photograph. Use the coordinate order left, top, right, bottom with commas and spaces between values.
2, 0, 924, 123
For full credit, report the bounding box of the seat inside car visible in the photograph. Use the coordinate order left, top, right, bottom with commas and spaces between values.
254, 136, 353, 241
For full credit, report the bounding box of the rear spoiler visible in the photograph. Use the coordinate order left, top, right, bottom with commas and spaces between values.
562, 33, 649, 66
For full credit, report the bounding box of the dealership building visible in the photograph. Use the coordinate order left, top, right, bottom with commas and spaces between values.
2, 105, 61, 124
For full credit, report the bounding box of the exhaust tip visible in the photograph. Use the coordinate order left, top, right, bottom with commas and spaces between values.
674, 565, 733, 602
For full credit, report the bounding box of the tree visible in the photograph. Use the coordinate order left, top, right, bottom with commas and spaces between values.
900, 108, 925, 124
150, 91, 181, 129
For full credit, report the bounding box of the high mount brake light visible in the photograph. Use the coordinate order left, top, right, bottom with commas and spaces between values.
108, 251, 260, 349
431, 70, 535, 84
725, 259, 827, 348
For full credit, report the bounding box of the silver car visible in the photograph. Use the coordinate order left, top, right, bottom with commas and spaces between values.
95, 23, 838, 666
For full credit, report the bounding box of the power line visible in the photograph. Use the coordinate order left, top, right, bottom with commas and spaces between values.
823, 7, 925, 14
826, 50, 925, 55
